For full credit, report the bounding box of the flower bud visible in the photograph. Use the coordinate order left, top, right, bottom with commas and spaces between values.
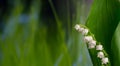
102, 57, 109, 64
88, 44, 96, 49
84, 36, 93, 43
78, 28, 84, 33
96, 45, 103, 50
89, 40, 96, 46
75, 24, 80, 30
82, 29, 89, 35
97, 51, 104, 58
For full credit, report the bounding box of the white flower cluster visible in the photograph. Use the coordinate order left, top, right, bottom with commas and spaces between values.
74, 24, 109, 65
74, 24, 89, 35
97, 51, 109, 64
84, 36, 96, 49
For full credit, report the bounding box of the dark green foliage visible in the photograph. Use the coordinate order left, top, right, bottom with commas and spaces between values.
86, 0, 120, 65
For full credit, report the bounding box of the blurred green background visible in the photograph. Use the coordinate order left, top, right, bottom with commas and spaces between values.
0, 0, 94, 66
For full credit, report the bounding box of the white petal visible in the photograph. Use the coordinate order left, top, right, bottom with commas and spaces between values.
89, 40, 96, 46
82, 29, 89, 35
84, 36, 93, 43
74, 24, 80, 30
78, 28, 84, 33
102, 57, 109, 64
96, 45, 103, 50
88, 44, 96, 49
97, 52, 104, 58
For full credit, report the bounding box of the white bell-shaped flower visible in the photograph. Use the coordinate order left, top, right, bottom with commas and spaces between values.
97, 51, 104, 58
84, 36, 93, 43
88, 44, 96, 49
74, 24, 80, 30
82, 29, 89, 35
102, 57, 109, 64
96, 45, 103, 50
89, 40, 96, 46
78, 27, 84, 33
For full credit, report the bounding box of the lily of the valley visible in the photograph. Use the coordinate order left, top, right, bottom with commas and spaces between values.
88, 44, 96, 49
84, 36, 96, 49
88, 40, 96, 46
97, 51, 104, 58
78, 27, 84, 32
96, 44, 103, 50
82, 29, 89, 35
84, 36, 93, 43
74, 24, 109, 65
74, 24, 80, 30
74, 24, 89, 35
102, 57, 109, 64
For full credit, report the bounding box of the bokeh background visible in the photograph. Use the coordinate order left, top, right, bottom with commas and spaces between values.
0, 0, 93, 66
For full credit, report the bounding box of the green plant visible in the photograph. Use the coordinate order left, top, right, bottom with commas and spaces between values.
84, 0, 120, 66
0, 0, 120, 66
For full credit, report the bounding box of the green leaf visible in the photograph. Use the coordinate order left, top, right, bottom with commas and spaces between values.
86, 0, 120, 65
111, 22, 120, 66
